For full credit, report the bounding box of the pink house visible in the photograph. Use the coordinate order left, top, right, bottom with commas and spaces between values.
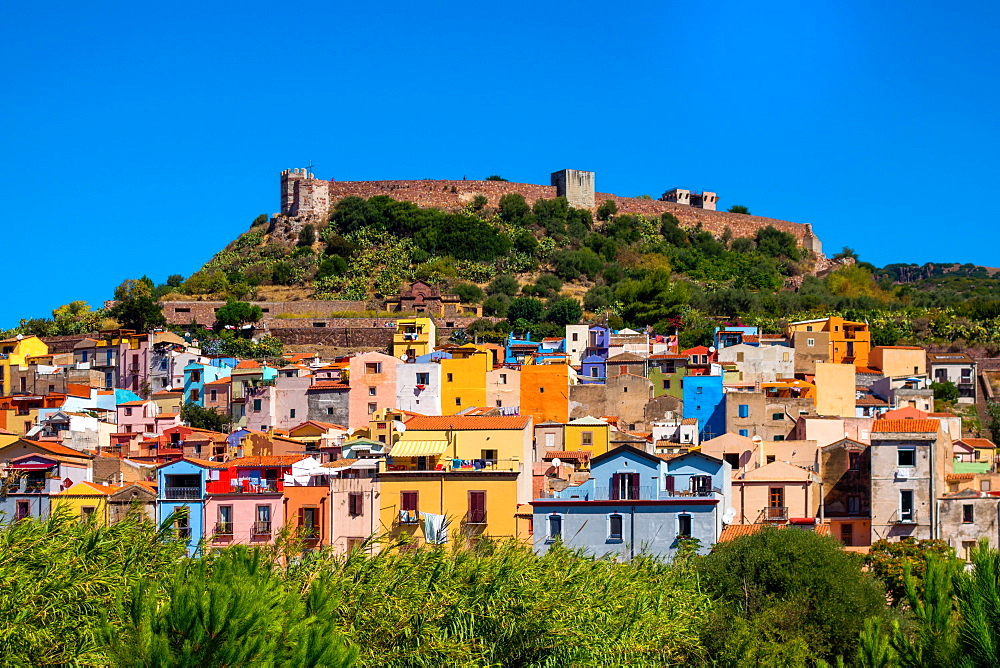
203, 455, 303, 546
272, 369, 313, 431
347, 352, 399, 430
325, 459, 381, 553
117, 400, 158, 436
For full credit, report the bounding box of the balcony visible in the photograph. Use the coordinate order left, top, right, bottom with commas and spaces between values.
22, 483, 45, 494
663, 487, 721, 499
594, 486, 655, 501
206, 479, 282, 494
398, 510, 420, 524
163, 486, 202, 500
893, 509, 918, 525
215, 522, 234, 535
760, 506, 788, 522
300, 526, 320, 540
252, 521, 272, 535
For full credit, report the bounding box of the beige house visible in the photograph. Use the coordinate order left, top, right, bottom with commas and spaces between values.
870, 346, 926, 379
815, 362, 856, 418
732, 460, 820, 524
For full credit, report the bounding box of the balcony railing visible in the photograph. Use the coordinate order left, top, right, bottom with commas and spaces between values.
300, 526, 320, 540
163, 486, 201, 500
663, 487, 721, 498
206, 480, 282, 494
252, 521, 272, 535
22, 483, 45, 494
594, 486, 655, 501
464, 510, 487, 525
893, 509, 918, 524
215, 522, 234, 535
760, 506, 788, 522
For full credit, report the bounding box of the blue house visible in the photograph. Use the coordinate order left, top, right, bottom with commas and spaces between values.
505, 333, 541, 364
579, 355, 607, 384
532, 446, 731, 560
183, 361, 233, 407
713, 326, 760, 350
586, 325, 611, 359
683, 374, 726, 440
157, 458, 218, 554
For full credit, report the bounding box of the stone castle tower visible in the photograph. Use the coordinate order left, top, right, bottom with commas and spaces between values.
280, 168, 330, 216
551, 169, 595, 209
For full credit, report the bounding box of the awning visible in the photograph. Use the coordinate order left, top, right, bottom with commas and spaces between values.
390, 440, 449, 457
9, 462, 56, 470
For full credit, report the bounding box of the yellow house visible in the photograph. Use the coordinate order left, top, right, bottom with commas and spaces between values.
53, 481, 117, 524
439, 344, 491, 414
391, 415, 534, 503
787, 317, 870, 368
815, 362, 856, 418
0, 335, 49, 396
869, 346, 926, 378
393, 317, 437, 360
563, 416, 611, 457
378, 470, 521, 547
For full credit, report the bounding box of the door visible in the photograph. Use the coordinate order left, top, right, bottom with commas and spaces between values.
768, 487, 785, 520
468, 491, 486, 524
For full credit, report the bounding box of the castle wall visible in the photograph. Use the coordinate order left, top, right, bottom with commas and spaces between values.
162, 300, 368, 326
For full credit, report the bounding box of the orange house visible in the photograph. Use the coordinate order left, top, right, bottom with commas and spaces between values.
520, 360, 575, 424
787, 317, 870, 368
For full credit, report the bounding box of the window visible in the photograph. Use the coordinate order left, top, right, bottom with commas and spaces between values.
124, 407, 133, 416
81, 351, 89, 362
771, 412, 784, 421
189, 389, 199, 403
736, 352, 744, 362
590, 367, 599, 378
608, 514, 623, 540
455, 397, 462, 406
365, 363, 382, 374
847, 495, 861, 515
782, 352, 790, 362
898, 447, 916, 467
572, 333, 579, 341
499, 373, 507, 385
766, 455, 776, 464
678, 514, 692, 538
252, 398, 261, 411
176, 515, 191, 539
15, 501, 29, 521
848, 452, 860, 471
807, 338, 815, 347
690, 475, 712, 494
806, 326, 813, 332
416, 373, 430, 385
963, 504, 974, 524
662, 379, 671, 389
900, 490, 914, 521
446, 373, 454, 382
982, 480, 992, 492
540, 387, 545, 393
368, 402, 377, 414
255, 505, 271, 534
326, 407, 334, 415
348, 492, 364, 516
738, 404, 749, 418
468, 491, 486, 523
81, 506, 95, 521
840, 523, 854, 546
769, 486, 784, 508
289, 408, 296, 419
548, 514, 562, 539
581, 431, 593, 446
400, 491, 418, 513
696, 386, 703, 394
738, 429, 749, 437
368, 387, 376, 396
216, 505, 233, 534
300, 507, 318, 537
610, 472, 640, 500
210, 389, 218, 401
481, 449, 498, 464
964, 540, 978, 562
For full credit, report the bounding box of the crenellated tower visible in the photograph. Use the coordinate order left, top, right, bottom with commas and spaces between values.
280, 168, 331, 216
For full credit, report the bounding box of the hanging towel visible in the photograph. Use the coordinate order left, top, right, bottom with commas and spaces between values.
472, 459, 483, 470
423, 512, 448, 544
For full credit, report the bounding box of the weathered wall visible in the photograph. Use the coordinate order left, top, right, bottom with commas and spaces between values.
162, 300, 368, 326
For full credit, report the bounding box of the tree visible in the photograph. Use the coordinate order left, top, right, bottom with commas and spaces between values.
698, 527, 888, 663
316, 255, 347, 280
660, 213, 688, 247
506, 297, 545, 324
755, 225, 801, 261
545, 298, 583, 326
324, 233, 355, 258
866, 538, 955, 604
834, 246, 859, 261
297, 223, 316, 247
597, 200, 618, 221
584, 285, 614, 312
615, 269, 690, 328
485, 175, 508, 181
931, 380, 960, 403
214, 298, 262, 331
452, 283, 484, 304
109, 279, 166, 333
482, 294, 510, 317
487, 275, 520, 296
988, 401, 1000, 441
727, 204, 750, 214
180, 402, 230, 432
251, 213, 269, 228
166, 274, 185, 288
470, 195, 488, 211
498, 193, 531, 224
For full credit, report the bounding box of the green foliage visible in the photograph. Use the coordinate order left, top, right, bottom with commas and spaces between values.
551, 248, 605, 281
317, 255, 348, 280
866, 538, 955, 605
521, 274, 562, 299
452, 282, 484, 304
532, 197, 569, 237
596, 199, 618, 221
727, 204, 750, 214
730, 236, 755, 253
213, 298, 263, 330
180, 401, 230, 432
297, 223, 316, 247
469, 194, 488, 211
109, 279, 167, 332
616, 269, 690, 327
660, 212, 688, 247
584, 285, 614, 312
482, 294, 510, 317
251, 213, 269, 227
891, 553, 962, 666
484, 174, 508, 181
201, 334, 284, 360
325, 233, 356, 258
183, 270, 230, 295
166, 274, 185, 288
507, 296, 545, 324
545, 298, 583, 326
698, 527, 888, 663
487, 274, 520, 296
932, 380, 960, 403
755, 225, 801, 260
498, 193, 531, 224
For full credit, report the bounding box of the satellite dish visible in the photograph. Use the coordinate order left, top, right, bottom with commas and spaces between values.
15, 334, 23, 340
722, 508, 736, 524
393, 420, 407, 433
708, 346, 716, 353
399, 354, 409, 361
752, 435, 763, 445
552, 458, 562, 468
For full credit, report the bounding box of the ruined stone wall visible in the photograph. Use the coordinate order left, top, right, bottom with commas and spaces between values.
162, 300, 368, 326
324, 179, 817, 247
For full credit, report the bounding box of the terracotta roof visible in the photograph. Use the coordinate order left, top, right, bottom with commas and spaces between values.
404, 415, 531, 430
290, 420, 347, 432
234, 360, 260, 369
9, 439, 91, 459
956, 438, 996, 449
59, 481, 119, 495
320, 458, 359, 469
118, 400, 149, 407
541, 450, 591, 460
946, 473, 976, 482
152, 390, 182, 396
856, 395, 890, 406
172, 458, 229, 469
308, 381, 350, 390
718, 522, 832, 542
224, 455, 307, 467
205, 378, 232, 385
855, 367, 882, 375
928, 412, 958, 418
681, 418, 699, 425
872, 419, 939, 433
0, 428, 15, 435
881, 406, 928, 420
66, 383, 93, 398
157, 413, 179, 419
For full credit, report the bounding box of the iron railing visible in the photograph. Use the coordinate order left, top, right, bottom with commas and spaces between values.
760, 506, 788, 522
163, 486, 201, 500
252, 521, 272, 535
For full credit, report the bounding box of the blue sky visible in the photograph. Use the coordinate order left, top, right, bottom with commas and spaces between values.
2, 0, 999, 328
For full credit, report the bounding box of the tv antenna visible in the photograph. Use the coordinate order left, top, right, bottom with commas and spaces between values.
306, 159, 317, 176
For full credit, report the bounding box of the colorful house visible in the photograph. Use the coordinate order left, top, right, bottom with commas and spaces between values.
396, 361, 442, 415
0, 335, 49, 396
183, 360, 233, 408
53, 481, 118, 523
532, 445, 731, 560
348, 352, 400, 430
157, 458, 227, 554
393, 317, 437, 360
563, 416, 612, 457
579, 355, 606, 384
520, 360, 575, 425
647, 354, 689, 399
0, 439, 92, 521
682, 374, 725, 440
787, 317, 871, 368
439, 345, 491, 415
